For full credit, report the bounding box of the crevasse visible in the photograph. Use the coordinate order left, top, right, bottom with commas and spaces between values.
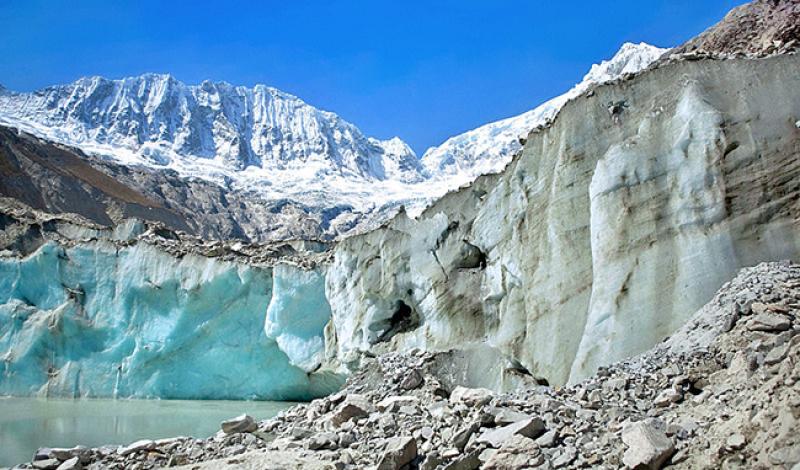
0, 241, 342, 400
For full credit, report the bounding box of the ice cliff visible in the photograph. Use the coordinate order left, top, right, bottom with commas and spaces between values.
323, 52, 800, 386
0, 213, 342, 400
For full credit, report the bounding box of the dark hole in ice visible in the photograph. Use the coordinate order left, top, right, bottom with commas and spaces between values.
536, 377, 550, 387
455, 240, 487, 270
375, 300, 420, 343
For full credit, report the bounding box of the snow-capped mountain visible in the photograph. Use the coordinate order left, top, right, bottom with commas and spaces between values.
419, 43, 667, 187
0, 42, 667, 234
0, 74, 423, 195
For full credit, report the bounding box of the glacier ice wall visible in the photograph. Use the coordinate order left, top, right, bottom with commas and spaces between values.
265, 264, 331, 373
0, 241, 342, 400
325, 54, 800, 386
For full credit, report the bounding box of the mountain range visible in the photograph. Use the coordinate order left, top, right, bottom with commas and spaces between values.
0, 42, 667, 239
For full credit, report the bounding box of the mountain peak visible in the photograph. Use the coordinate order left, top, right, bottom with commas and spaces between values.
419, 42, 669, 180
582, 42, 667, 85
0, 74, 423, 202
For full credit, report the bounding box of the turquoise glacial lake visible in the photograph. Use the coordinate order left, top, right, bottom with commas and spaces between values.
0, 397, 294, 466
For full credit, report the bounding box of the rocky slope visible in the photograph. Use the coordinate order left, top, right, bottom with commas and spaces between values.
324, 50, 800, 387
24, 261, 800, 469
670, 0, 799, 57
0, 126, 369, 241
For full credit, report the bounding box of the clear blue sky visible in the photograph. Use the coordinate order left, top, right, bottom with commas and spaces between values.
0, 1, 745, 154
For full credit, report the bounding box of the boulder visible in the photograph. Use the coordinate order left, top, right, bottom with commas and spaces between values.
622, 420, 675, 469
490, 408, 532, 426
306, 432, 338, 450
400, 369, 424, 390
377, 395, 420, 412
118, 439, 156, 456
452, 422, 480, 450
220, 414, 257, 434
51, 446, 89, 463
442, 450, 481, 470
653, 389, 682, 407
32, 459, 60, 470
33, 448, 54, 461
449, 386, 494, 406
55, 457, 82, 470
482, 435, 538, 469
747, 313, 791, 332
535, 429, 558, 447
377, 436, 417, 470
331, 395, 374, 427
477, 417, 546, 448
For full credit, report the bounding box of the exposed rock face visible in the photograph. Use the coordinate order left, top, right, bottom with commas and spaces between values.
325, 52, 800, 385
670, 0, 800, 57
0, 126, 364, 241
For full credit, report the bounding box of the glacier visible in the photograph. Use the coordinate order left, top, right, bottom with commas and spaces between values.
0, 42, 681, 401
264, 264, 331, 373
0, 240, 342, 400
323, 52, 800, 386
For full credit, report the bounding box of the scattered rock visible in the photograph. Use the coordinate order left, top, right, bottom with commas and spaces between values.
477, 417, 546, 448
376, 436, 417, 470
14, 262, 800, 470
118, 439, 156, 456
449, 386, 494, 406
220, 414, 257, 434
621, 420, 674, 469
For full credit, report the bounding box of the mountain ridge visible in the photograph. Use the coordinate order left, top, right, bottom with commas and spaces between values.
0, 42, 669, 237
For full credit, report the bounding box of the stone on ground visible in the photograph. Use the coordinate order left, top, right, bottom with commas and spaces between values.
376, 436, 417, 470
221, 414, 257, 434
621, 420, 674, 469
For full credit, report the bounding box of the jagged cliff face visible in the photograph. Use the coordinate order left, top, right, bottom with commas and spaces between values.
325, 53, 800, 385
0, 74, 422, 182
